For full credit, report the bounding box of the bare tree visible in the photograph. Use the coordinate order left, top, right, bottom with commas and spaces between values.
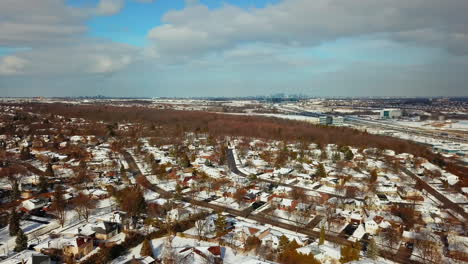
51, 185, 67, 227
233, 188, 247, 207
73, 193, 96, 222
290, 187, 308, 203
0, 164, 28, 200
294, 206, 312, 227
415, 230, 443, 264
195, 217, 208, 240
380, 227, 401, 250
323, 202, 336, 231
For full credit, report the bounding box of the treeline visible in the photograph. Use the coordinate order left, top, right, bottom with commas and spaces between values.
9, 103, 468, 180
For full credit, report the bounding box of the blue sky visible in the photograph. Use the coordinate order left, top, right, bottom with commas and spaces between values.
0, 0, 467, 97
71, 0, 279, 46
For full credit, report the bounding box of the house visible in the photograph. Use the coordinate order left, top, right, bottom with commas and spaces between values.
93, 221, 119, 240
273, 168, 294, 177
259, 228, 307, 250
22, 197, 49, 211
271, 197, 298, 211
32, 139, 45, 150
1, 250, 51, 264
124, 256, 155, 264
175, 246, 223, 264
88, 188, 109, 199
364, 216, 386, 234
20, 183, 38, 198
62, 236, 94, 260
233, 225, 262, 246
398, 186, 422, 199
168, 207, 192, 222
342, 199, 363, 211
376, 182, 398, 194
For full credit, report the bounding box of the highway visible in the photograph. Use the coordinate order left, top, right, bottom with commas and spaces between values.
280, 105, 468, 144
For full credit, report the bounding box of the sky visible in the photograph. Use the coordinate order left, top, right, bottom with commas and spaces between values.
1, 0, 468, 98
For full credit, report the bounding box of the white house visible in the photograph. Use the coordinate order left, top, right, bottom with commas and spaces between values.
22, 198, 48, 211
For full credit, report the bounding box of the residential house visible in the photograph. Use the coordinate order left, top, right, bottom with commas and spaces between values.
62, 236, 94, 260
22, 197, 49, 211
176, 246, 223, 264
168, 207, 192, 222
259, 228, 308, 250
124, 256, 155, 264
271, 197, 298, 211
94, 221, 119, 240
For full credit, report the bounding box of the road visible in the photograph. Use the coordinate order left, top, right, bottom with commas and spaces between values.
224, 147, 421, 264
122, 149, 421, 264
280, 106, 468, 144
227, 148, 365, 201
401, 167, 468, 222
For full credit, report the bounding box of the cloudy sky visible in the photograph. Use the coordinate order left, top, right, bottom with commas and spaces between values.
1, 0, 467, 97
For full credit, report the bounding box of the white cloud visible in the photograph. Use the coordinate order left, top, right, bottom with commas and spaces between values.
0, 56, 28, 75
0, 0, 87, 46
147, 0, 468, 58
0, 0, 134, 77
95, 0, 125, 16
0, 41, 138, 76
90, 55, 133, 73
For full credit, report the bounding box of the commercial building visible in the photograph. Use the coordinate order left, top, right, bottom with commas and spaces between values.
332, 116, 344, 126
380, 109, 402, 119
319, 116, 344, 126
319, 116, 332, 125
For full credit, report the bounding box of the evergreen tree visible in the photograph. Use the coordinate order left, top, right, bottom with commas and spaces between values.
120, 164, 128, 182
179, 153, 191, 168
174, 183, 183, 200
370, 169, 378, 183
319, 225, 325, 245
215, 212, 227, 236
219, 145, 228, 165
316, 163, 326, 178
8, 209, 20, 236
332, 152, 341, 162
320, 149, 328, 161
140, 238, 153, 257
278, 235, 290, 252
20, 147, 31, 160
344, 149, 354, 161
45, 163, 54, 177
367, 238, 379, 260
38, 175, 48, 193
14, 228, 28, 252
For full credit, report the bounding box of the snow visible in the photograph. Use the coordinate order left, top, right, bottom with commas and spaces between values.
112, 235, 275, 264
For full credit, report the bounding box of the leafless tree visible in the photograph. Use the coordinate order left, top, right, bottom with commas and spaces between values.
73, 193, 96, 222
290, 187, 308, 203
415, 231, 443, 264
195, 217, 209, 240
51, 185, 67, 227
0, 164, 28, 200
380, 227, 401, 250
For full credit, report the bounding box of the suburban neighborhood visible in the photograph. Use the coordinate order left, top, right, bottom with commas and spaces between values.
0, 101, 466, 264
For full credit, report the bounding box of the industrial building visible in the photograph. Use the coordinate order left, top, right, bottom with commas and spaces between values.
380, 109, 402, 119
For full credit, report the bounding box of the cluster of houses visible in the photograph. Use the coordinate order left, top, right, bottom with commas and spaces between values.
0, 104, 467, 263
